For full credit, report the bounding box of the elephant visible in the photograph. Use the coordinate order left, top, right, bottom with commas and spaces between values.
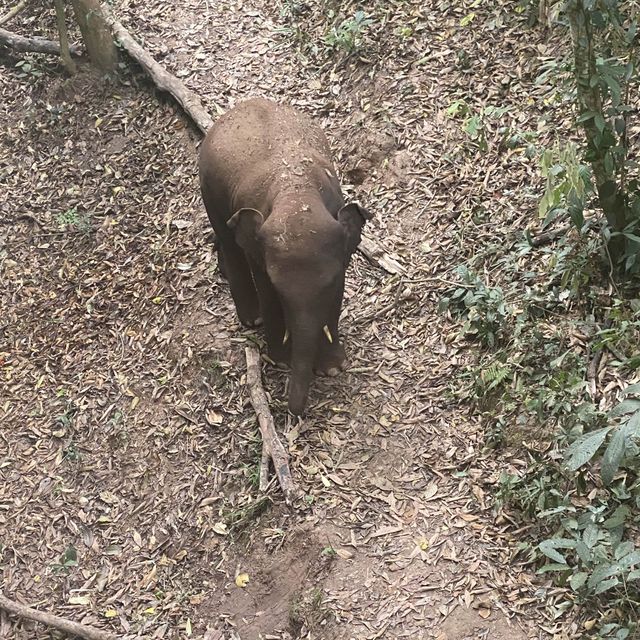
198, 98, 371, 415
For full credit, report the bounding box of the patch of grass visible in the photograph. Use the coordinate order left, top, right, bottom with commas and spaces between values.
55, 207, 93, 232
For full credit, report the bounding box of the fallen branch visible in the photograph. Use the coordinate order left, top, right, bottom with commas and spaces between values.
0, 0, 29, 27
0, 593, 117, 640
529, 224, 571, 248
245, 346, 297, 504
101, 5, 213, 134
0, 27, 81, 56
358, 236, 405, 275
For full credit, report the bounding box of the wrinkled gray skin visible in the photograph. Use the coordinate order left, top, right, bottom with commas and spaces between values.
199, 98, 371, 415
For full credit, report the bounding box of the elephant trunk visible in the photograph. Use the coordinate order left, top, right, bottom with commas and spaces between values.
287, 318, 320, 416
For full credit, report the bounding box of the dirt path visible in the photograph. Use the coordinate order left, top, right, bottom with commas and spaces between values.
1, 1, 571, 639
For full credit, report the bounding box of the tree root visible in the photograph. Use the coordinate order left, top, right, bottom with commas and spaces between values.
0, 593, 117, 640
100, 4, 213, 134
245, 346, 297, 504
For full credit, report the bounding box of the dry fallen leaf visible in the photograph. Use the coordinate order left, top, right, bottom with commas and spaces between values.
235, 573, 249, 588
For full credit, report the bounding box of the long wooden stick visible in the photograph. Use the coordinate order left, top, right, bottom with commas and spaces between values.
0, 0, 29, 27
244, 347, 297, 503
0, 27, 82, 56
0, 593, 117, 640
100, 5, 213, 134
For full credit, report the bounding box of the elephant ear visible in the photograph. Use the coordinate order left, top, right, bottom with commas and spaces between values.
227, 208, 264, 259
338, 202, 372, 256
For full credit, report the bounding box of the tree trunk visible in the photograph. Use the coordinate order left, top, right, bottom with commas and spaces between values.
70, 0, 116, 71
54, 0, 75, 74
568, 0, 626, 262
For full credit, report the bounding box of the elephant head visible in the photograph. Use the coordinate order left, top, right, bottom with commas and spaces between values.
228, 200, 371, 415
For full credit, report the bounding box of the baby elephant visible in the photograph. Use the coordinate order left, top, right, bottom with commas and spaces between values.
199, 98, 371, 415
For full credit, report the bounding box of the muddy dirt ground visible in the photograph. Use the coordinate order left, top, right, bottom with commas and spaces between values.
1, 1, 579, 638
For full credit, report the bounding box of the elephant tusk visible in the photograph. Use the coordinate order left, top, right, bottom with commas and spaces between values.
323, 325, 333, 344
282, 329, 290, 345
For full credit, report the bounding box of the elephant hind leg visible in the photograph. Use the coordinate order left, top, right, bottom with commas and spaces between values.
213, 236, 227, 280
218, 240, 261, 327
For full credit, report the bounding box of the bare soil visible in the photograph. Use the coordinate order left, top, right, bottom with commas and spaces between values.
1, 1, 579, 639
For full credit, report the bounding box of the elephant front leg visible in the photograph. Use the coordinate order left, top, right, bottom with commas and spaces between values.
250, 264, 291, 365
218, 241, 261, 327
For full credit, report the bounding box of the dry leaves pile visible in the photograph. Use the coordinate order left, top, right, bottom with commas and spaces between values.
1, 1, 584, 638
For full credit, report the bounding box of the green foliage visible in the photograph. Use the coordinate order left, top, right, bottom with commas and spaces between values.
446, 232, 640, 634
323, 10, 374, 52
51, 545, 78, 574
543, 0, 640, 277
565, 385, 640, 484
439, 265, 511, 347
539, 143, 592, 230
55, 207, 92, 232
446, 100, 511, 152
15, 58, 44, 80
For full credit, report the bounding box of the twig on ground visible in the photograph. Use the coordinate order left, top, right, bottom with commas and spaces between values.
587, 348, 604, 401
0, 27, 82, 56
0, 0, 30, 27
358, 236, 405, 275
244, 346, 297, 504
587, 319, 612, 400
259, 446, 270, 492
0, 593, 117, 640
100, 5, 213, 134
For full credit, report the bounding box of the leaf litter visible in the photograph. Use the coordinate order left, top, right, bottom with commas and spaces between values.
0, 0, 588, 638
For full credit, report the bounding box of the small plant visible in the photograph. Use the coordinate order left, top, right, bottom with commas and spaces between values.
324, 10, 373, 53
51, 545, 78, 574
538, 143, 592, 230
63, 441, 81, 462
15, 58, 44, 80
55, 207, 92, 232
446, 100, 511, 152
439, 265, 512, 347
